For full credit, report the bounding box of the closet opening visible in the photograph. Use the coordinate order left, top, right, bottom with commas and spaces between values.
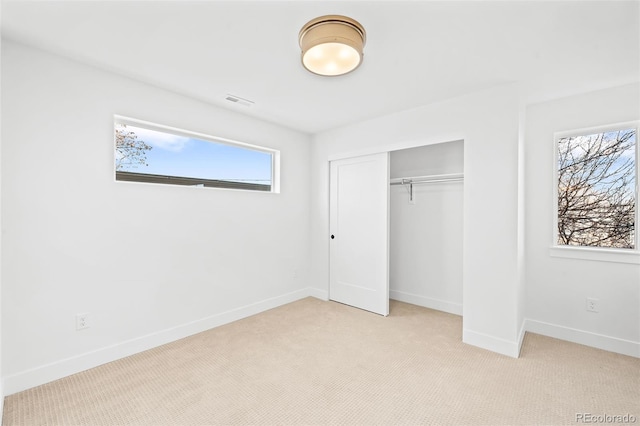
389, 140, 464, 316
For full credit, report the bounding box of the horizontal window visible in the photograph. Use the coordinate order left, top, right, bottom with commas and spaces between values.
114, 117, 278, 192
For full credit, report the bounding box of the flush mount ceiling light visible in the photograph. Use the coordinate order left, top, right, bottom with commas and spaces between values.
298, 15, 366, 77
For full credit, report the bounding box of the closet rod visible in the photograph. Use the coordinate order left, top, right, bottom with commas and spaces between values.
389, 173, 464, 186
390, 173, 463, 202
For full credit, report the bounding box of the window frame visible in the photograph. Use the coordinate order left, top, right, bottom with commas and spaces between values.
551, 120, 639, 264
113, 115, 280, 193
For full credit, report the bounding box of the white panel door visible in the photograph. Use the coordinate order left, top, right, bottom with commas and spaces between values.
330, 152, 389, 316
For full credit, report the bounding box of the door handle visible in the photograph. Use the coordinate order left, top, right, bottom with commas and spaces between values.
331, 235, 335, 239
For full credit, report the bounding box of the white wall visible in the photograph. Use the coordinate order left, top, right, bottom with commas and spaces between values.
310, 84, 524, 357
389, 142, 464, 315
1, 41, 312, 393
0, 5, 4, 416
524, 83, 640, 357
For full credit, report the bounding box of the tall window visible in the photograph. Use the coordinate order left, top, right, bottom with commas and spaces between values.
114, 117, 278, 192
556, 123, 638, 250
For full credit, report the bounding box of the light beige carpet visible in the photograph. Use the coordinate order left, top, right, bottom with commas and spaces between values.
3, 298, 639, 425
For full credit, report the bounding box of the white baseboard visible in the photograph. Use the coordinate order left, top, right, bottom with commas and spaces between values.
390, 290, 462, 315
0, 379, 4, 425
462, 328, 521, 358
307, 287, 329, 301
524, 319, 640, 358
3, 288, 318, 395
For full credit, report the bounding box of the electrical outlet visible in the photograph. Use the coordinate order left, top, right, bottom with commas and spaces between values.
586, 298, 599, 313
76, 313, 90, 330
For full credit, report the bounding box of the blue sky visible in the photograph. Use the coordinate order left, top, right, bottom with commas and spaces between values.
117, 124, 272, 184
559, 128, 636, 192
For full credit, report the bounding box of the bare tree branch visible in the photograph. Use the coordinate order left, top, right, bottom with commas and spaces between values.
557, 129, 636, 249
115, 124, 153, 171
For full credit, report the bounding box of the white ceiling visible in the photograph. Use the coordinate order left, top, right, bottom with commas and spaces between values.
2, 1, 639, 134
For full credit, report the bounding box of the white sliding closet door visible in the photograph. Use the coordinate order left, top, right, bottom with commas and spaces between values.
329, 152, 389, 316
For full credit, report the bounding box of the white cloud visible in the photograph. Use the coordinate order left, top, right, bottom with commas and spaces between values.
129, 126, 190, 152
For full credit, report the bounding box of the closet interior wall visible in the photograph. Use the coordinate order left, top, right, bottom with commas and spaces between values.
389, 140, 464, 315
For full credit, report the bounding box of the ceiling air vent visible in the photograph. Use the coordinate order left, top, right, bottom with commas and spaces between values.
225, 94, 254, 107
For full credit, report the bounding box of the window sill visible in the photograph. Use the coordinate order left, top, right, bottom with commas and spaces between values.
550, 246, 640, 265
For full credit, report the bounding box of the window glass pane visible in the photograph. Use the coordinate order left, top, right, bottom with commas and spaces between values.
557, 128, 636, 249
115, 123, 273, 191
